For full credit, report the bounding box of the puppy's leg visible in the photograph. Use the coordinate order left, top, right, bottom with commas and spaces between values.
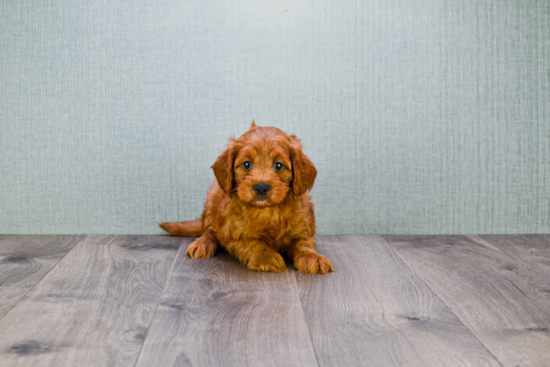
226, 240, 288, 273
186, 231, 219, 259
289, 238, 334, 274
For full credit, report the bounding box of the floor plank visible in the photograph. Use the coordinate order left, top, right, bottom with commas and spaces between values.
384, 235, 550, 367
135, 240, 318, 367
0, 235, 182, 367
476, 235, 550, 298
295, 236, 500, 367
0, 235, 83, 319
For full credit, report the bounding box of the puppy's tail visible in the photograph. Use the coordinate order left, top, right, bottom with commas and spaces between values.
159, 219, 204, 237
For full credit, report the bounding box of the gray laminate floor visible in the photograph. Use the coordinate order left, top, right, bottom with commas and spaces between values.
0, 235, 549, 367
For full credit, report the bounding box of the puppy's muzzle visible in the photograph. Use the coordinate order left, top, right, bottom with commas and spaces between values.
253, 183, 270, 197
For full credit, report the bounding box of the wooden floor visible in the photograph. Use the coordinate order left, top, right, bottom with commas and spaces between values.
0, 235, 549, 367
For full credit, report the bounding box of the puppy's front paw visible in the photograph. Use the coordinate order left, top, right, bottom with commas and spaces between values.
186, 237, 217, 259
294, 251, 334, 274
247, 253, 288, 273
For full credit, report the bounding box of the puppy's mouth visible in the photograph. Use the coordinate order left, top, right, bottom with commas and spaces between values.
252, 197, 270, 207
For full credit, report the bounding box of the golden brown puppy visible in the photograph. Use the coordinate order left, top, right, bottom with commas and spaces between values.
160, 121, 333, 274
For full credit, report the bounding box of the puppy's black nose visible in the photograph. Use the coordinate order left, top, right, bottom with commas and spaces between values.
253, 183, 270, 197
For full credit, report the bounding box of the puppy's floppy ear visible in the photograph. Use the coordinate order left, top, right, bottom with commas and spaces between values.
289, 135, 317, 197
211, 139, 238, 195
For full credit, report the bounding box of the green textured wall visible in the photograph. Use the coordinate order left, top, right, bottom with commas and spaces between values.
1, 0, 549, 235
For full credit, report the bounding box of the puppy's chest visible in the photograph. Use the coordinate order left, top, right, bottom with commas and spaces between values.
260, 224, 281, 239
229, 205, 298, 248
259, 224, 290, 249
249, 216, 291, 248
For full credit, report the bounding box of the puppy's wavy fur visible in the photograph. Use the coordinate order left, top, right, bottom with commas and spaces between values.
160, 122, 333, 274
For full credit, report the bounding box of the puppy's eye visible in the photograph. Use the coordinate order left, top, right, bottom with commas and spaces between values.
273, 162, 284, 172
242, 161, 252, 170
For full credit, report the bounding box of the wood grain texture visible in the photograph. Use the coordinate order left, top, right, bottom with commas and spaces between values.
0, 235, 83, 319
476, 235, 550, 297
136, 240, 318, 367
384, 235, 550, 367
295, 236, 500, 367
0, 235, 182, 367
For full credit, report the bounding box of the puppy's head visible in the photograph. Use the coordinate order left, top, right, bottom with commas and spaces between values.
211, 121, 317, 207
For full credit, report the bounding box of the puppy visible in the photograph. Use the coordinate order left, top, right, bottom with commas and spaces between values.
160, 121, 333, 274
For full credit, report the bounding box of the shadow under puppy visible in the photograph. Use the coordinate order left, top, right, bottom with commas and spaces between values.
160, 121, 333, 274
